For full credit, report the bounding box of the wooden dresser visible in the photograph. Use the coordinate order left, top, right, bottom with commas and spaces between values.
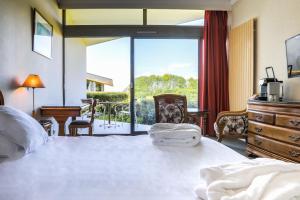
247, 100, 300, 163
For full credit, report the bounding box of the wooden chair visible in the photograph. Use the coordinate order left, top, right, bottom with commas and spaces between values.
69, 99, 97, 136
153, 94, 188, 123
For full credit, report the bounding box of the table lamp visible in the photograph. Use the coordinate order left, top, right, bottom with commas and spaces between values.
22, 74, 45, 116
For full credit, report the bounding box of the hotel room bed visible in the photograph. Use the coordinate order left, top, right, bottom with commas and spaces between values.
0, 135, 247, 200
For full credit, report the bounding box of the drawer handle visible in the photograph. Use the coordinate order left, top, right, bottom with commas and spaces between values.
255, 115, 263, 121
255, 127, 263, 133
289, 150, 300, 158
254, 139, 262, 145
289, 120, 300, 127
288, 135, 300, 142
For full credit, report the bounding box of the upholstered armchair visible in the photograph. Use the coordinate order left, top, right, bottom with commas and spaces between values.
214, 110, 248, 142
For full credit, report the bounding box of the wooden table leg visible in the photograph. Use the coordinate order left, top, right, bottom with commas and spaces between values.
54, 116, 69, 136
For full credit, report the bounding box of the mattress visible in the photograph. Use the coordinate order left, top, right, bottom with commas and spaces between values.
0, 135, 247, 200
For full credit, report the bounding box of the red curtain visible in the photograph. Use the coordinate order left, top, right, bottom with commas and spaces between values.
199, 11, 229, 136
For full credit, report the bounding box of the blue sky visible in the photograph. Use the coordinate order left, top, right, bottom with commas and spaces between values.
87, 38, 198, 91
135, 39, 198, 79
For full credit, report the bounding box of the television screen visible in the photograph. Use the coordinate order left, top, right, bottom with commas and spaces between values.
286, 34, 300, 78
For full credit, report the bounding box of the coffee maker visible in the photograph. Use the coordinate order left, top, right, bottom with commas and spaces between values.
258, 67, 283, 101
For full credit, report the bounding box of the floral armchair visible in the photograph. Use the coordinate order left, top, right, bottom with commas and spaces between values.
214, 110, 248, 142
154, 94, 188, 123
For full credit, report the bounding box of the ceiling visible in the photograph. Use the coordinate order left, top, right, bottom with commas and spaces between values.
58, 0, 235, 10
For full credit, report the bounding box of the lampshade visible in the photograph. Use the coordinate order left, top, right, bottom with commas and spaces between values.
22, 74, 45, 88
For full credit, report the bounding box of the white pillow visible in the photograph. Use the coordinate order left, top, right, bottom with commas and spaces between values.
0, 135, 22, 158
0, 106, 48, 153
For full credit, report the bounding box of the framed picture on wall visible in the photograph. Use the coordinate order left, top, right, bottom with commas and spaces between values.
32, 9, 53, 59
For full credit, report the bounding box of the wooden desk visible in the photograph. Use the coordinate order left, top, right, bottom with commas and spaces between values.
187, 108, 208, 136
40, 105, 89, 136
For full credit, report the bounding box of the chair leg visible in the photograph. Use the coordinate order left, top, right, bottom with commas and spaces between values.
88, 127, 93, 136
103, 114, 106, 129
217, 134, 222, 142
69, 126, 73, 136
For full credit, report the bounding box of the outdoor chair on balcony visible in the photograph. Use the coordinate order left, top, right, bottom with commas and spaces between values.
112, 103, 124, 127
95, 102, 107, 128
153, 94, 188, 123
214, 110, 248, 142
81, 98, 93, 119
69, 99, 97, 136
112, 103, 138, 127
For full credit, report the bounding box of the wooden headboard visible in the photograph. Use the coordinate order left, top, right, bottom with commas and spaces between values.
0, 90, 4, 105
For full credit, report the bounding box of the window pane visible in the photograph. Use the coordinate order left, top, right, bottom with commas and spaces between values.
134, 39, 199, 131
147, 9, 204, 26
66, 9, 143, 25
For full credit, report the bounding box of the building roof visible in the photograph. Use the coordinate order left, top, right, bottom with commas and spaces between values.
87, 73, 113, 86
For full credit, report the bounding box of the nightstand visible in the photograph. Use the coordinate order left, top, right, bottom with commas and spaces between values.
39, 120, 53, 136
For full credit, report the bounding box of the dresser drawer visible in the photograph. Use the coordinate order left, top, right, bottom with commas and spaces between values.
276, 114, 300, 130
271, 139, 300, 162
248, 121, 272, 137
248, 133, 271, 151
249, 121, 300, 146
248, 133, 300, 162
248, 111, 275, 124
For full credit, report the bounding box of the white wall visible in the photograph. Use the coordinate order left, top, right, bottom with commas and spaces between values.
231, 0, 300, 100
0, 0, 63, 113
65, 38, 87, 105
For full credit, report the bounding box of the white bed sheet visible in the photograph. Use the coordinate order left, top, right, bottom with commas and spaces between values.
0, 135, 247, 200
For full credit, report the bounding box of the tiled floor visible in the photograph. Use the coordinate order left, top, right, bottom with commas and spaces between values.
217, 138, 248, 156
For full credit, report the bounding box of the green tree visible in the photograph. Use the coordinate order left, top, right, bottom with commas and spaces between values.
134, 74, 197, 106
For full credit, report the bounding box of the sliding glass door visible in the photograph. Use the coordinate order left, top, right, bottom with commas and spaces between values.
133, 39, 199, 132
86, 37, 131, 134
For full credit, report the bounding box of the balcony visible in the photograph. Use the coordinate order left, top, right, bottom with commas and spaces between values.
74, 92, 199, 135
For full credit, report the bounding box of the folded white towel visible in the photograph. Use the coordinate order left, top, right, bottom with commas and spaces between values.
149, 123, 201, 138
149, 123, 202, 147
194, 158, 300, 200
152, 129, 201, 147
